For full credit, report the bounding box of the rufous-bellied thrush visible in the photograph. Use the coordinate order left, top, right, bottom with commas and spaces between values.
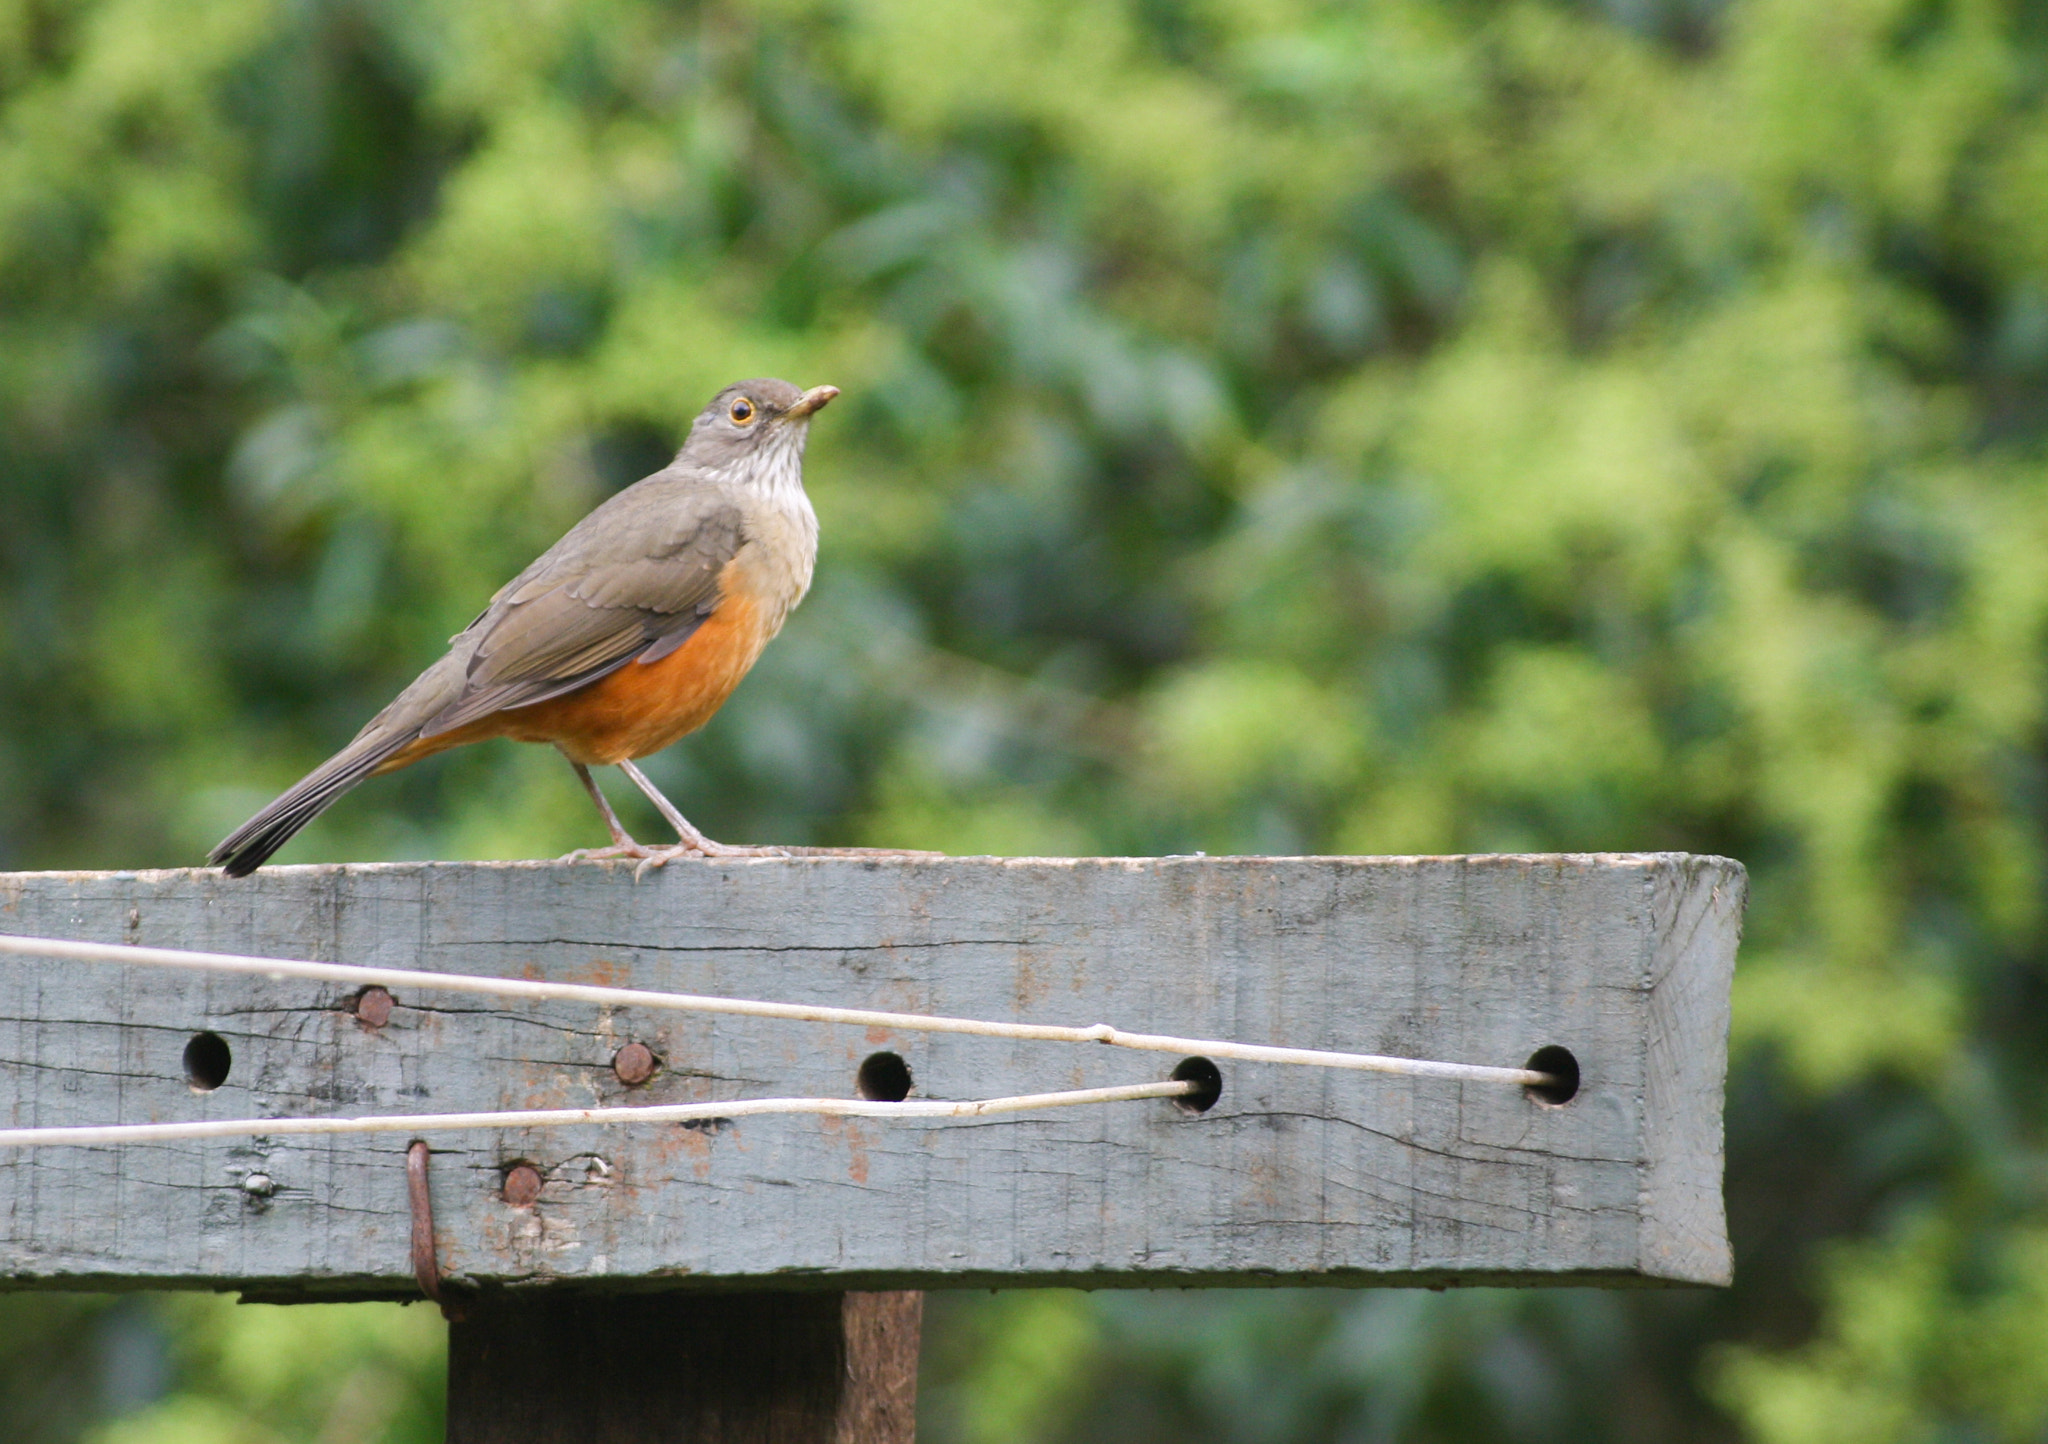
212, 378, 839, 876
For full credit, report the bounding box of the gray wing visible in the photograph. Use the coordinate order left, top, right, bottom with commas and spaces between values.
417, 488, 745, 738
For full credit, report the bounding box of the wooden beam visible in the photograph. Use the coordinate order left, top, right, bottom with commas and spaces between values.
0, 853, 1741, 1294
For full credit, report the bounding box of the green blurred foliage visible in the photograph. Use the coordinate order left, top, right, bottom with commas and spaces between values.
81, 1299, 444, 1444
5, 0, 2048, 1438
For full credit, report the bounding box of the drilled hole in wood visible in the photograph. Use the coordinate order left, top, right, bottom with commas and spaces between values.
1523, 1045, 1580, 1105
183, 1032, 231, 1092
1170, 1056, 1222, 1114
502, 1164, 543, 1208
856, 1051, 912, 1102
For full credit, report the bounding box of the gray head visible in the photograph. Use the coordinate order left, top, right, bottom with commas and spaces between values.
679, 378, 839, 477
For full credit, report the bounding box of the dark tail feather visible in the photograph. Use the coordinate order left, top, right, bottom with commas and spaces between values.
209, 732, 416, 877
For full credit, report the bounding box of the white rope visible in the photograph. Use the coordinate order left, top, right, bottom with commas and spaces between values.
0, 932, 1555, 1088
0, 1079, 1198, 1148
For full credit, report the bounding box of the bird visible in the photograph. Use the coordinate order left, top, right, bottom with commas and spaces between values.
210, 377, 838, 878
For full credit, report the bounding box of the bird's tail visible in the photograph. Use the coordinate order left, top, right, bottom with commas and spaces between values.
208, 731, 419, 877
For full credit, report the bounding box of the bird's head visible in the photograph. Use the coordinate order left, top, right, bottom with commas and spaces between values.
681, 378, 839, 479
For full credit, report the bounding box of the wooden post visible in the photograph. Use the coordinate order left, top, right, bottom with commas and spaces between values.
447, 1291, 921, 1444
0, 853, 1744, 1439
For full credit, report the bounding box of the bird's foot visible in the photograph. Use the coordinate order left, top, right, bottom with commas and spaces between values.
559, 843, 647, 863
561, 838, 918, 878
626, 839, 791, 879
558, 840, 704, 880
689, 839, 792, 859
558, 838, 791, 879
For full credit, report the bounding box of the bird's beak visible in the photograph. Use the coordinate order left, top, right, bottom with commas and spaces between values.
787, 384, 840, 419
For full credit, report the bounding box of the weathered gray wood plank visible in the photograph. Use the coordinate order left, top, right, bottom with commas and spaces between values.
0, 854, 1741, 1296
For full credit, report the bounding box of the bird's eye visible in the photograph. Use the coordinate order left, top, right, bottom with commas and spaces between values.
729, 398, 755, 424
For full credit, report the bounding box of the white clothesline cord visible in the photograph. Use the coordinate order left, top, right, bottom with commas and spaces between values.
0, 932, 1555, 1088
0, 1079, 1197, 1149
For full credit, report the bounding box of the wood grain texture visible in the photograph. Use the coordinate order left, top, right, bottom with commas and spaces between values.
0, 854, 1741, 1295
446, 1290, 920, 1444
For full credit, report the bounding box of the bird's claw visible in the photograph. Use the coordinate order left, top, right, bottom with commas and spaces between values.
632, 846, 699, 881
560, 840, 792, 880
690, 841, 792, 860
625, 843, 794, 878
559, 845, 640, 863
556, 841, 702, 878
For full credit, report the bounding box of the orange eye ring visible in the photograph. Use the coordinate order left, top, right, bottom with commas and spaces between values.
729, 398, 755, 424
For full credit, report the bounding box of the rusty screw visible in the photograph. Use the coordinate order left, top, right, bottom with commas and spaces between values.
612, 1042, 657, 1086
354, 987, 394, 1028
502, 1164, 543, 1208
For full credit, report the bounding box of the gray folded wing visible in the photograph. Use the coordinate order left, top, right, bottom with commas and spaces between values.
418, 488, 745, 738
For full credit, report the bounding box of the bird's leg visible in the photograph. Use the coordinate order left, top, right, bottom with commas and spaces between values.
558, 757, 658, 863
615, 759, 947, 867
573, 762, 637, 848
615, 759, 789, 869
564, 754, 939, 874
615, 759, 718, 852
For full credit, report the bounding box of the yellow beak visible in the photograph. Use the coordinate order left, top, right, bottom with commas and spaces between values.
788, 384, 840, 419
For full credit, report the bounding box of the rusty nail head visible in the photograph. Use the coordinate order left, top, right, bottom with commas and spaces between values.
503, 1164, 543, 1208
355, 987, 394, 1028
613, 1042, 656, 1086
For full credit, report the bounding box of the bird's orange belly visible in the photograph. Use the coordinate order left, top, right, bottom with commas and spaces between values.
505, 592, 772, 765
384, 591, 774, 771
